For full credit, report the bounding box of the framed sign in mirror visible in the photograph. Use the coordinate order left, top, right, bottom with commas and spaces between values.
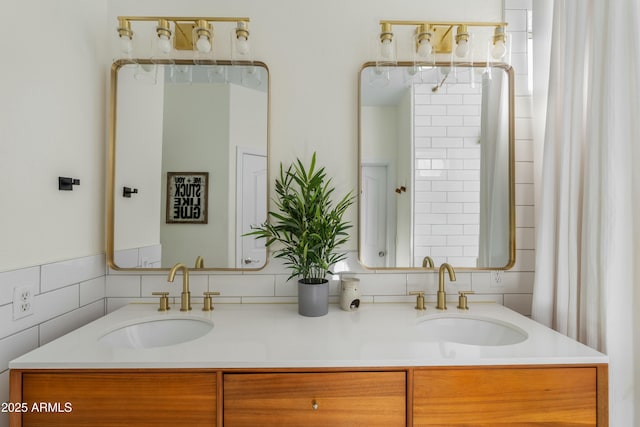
166, 172, 209, 224
358, 62, 515, 270
107, 60, 269, 270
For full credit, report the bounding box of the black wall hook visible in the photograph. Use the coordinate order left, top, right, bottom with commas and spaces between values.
59, 177, 80, 191
123, 187, 139, 198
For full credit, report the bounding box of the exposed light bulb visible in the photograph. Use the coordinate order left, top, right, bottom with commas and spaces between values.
418, 40, 432, 58
455, 39, 469, 58
236, 36, 249, 55
196, 35, 211, 53
491, 40, 506, 59
381, 39, 394, 59
119, 36, 133, 54
157, 34, 171, 54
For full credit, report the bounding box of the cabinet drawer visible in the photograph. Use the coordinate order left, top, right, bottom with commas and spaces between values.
413, 367, 597, 426
19, 371, 217, 427
224, 371, 406, 426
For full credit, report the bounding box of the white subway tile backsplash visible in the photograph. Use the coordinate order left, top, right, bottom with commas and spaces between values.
113, 248, 140, 268
515, 117, 533, 139
504, 293, 533, 316
515, 139, 534, 161
80, 276, 106, 306
106, 275, 141, 297
141, 274, 208, 298
515, 96, 533, 118
0, 327, 38, 371
0, 266, 39, 306
512, 249, 535, 272
446, 105, 480, 116
39, 300, 105, 345
516, 206, 536, 228
505, 9, 528, 31
508, 31, 528, 54
0, 285, 79, 339
357, 274, 407, 296
515, 161, 534, 184
41, 254, 105, 292
209, 274, 275, 297
515, 183, 535, 205
516, 227, 536, 250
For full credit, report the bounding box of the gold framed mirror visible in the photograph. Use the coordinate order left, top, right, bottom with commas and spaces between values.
107, 59, 269, 270
358, 62, 515, 270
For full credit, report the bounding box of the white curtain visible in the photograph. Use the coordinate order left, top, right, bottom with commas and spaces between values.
532, 0, 640, 425
478, 71, 510, 267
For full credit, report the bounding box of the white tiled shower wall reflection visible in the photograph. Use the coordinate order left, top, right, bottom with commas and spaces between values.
0, 1, 533, 424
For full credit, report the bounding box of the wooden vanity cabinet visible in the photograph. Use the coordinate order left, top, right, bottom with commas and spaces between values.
10, 364, 607, 426
412, 365, 608, 427
223, 371, 407, 426
10, 370, 218, 427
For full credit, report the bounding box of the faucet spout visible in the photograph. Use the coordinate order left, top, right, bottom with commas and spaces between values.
168, 263, 191, 311
194, 256, 205, 269
436, 263, 456, 310
422, 256, 434, 268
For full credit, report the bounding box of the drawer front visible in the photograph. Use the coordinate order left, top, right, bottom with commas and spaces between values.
413, 367, 597, 426
224, 371, 406, 427
20, 371, 217, 427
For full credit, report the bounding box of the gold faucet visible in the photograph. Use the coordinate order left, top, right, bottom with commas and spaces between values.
422, 256, 434, 268
194, 256, 205, 269
168, 263, 191, 311
436, 263, 456, 310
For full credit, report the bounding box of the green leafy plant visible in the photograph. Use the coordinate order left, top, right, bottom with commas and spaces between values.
248, 152, 354, 283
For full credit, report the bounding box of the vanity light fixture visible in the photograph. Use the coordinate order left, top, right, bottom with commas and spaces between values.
454, 24, 470, 58
155, 19, 173, 54
377, 20, 508, 63
193, 19, 213, 53
491, 25, 507, 59
415, 24, 433, 60
117, 18, 134, 55
378, 22, 396, 65
115, 16, 251, 63
234, 21, 250, 55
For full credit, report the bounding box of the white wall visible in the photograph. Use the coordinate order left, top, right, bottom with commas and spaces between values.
0, 1, 109, 272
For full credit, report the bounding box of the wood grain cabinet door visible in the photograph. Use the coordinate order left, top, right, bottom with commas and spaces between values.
223, 371, 406, 427
413, 367, 599, 427
19, 371, 217, 427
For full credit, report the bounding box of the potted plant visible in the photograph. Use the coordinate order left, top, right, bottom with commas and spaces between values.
248, 152, 354, 316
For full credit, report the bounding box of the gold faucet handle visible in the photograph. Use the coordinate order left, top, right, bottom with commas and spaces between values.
152, 292, 170, 312
409, 291, 426, 311
203, 291, 221, 312
457, 290, 474, 310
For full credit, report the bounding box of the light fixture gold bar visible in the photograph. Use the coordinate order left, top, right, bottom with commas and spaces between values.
379, 20, 507, 54
118, 16, 249, 23
380, 20, 507, 27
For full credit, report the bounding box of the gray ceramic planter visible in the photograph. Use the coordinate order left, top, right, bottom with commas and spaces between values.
297, 280, 329, 317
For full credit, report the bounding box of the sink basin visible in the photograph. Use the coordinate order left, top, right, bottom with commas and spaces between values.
99, 317, 213, 349
417, 315, 528, 346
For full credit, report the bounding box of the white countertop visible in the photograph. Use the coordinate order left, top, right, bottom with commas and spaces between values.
9, 302, 607, 369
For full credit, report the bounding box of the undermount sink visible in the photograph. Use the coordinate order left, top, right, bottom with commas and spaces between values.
99, 317, 214, 349
417, 315, 528, 346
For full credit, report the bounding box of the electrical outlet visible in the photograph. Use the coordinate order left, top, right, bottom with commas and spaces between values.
490, 271, 503, 288
13, 285, 36, 320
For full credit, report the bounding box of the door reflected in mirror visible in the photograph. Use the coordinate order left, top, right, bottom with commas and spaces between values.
359, 63, 514, 270
108, 60, 269, 270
